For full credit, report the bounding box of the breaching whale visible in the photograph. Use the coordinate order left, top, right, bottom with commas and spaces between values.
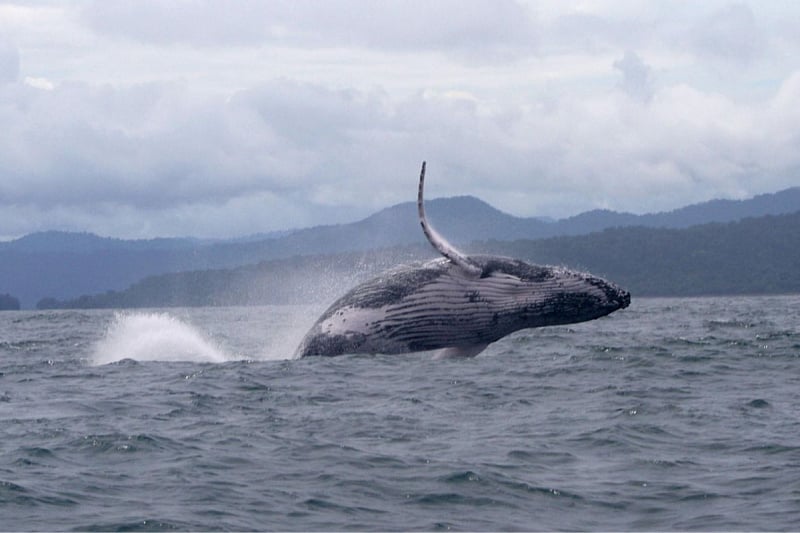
295, 162, 630, 358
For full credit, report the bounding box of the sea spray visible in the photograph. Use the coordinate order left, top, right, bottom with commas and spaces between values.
91, 311, 232, 365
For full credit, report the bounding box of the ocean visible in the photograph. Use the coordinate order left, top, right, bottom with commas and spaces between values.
1, 295, 799, 531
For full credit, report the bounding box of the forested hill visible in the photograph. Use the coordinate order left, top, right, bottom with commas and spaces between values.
3, 186, 799, 308
43, 210, 800, 309
477, 212, 800, 297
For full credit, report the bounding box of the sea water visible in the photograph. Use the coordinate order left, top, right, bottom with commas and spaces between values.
1, 296, 800, 531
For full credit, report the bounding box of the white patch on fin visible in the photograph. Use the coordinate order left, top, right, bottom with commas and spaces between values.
417, 161, 481, 277
433, 343, 489, 359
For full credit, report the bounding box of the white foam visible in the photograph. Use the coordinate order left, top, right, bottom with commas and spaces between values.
91, 312, 233, 365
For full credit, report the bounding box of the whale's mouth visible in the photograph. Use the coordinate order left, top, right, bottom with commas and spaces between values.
589, 277, 631, 311
618, 290, 631, 309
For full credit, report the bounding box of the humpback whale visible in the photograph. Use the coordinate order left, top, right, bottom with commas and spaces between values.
295, 162, 630, 358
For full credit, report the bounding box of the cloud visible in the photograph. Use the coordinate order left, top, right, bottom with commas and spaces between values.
79, 0, 538, 62
4, 65, 800, 239
2, 2, 800, 239
613, 50, 654, 102
690, 3, 764, 64
78, 0, 279, 47
0, 39, 20, 83
0, 78, 407, 237
0, 81, 267, 207
23, 76, 54, 90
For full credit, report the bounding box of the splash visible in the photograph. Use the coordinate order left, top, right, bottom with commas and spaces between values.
91, 312, 233, 365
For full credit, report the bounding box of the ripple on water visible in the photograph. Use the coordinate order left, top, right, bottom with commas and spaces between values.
2, 298, 800, 531
0, 479, 79, 508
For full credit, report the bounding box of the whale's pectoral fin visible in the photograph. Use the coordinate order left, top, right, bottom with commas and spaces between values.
433, 343, 489, 359
417, 161, 482, 277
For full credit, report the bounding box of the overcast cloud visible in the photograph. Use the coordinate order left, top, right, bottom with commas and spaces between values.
1, 0, 799, 239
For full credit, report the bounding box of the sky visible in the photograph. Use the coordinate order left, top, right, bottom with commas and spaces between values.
1, 0, 799, 240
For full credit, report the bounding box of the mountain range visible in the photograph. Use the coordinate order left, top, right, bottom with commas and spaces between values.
1, 186, 799, 309
40, 210, 800, 309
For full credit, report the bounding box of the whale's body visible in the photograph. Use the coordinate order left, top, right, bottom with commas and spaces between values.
296, 162, 630, 358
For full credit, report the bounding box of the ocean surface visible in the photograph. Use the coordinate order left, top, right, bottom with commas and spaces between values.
1, 295, 800, 531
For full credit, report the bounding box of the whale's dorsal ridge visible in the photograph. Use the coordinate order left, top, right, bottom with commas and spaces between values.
417, 161, 481, 277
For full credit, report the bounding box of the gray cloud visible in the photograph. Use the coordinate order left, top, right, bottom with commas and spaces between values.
4, 67, 800, 239
614, 50, 654, 102
2, 2, 800, 239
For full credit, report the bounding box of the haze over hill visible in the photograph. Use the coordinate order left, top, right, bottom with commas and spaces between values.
41, 210, 800, 309
1, 186, 799, 308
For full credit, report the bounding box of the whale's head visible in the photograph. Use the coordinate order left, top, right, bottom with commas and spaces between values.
470, 256, 630, 332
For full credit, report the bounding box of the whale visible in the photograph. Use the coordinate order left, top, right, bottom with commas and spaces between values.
295, 162, 630, 358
